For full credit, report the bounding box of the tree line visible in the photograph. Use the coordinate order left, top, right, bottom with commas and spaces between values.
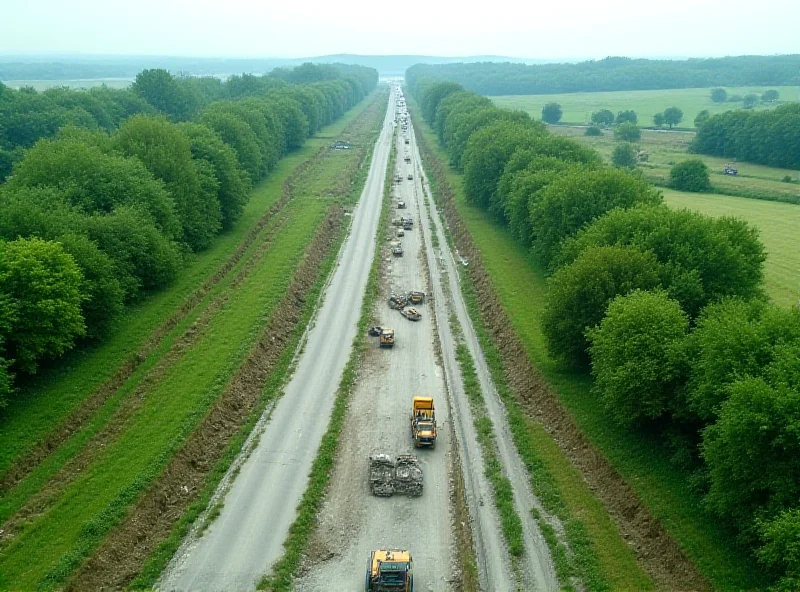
691, 102, 800, 169
0, 63, 377, 409
407, 55, 800, 96
412, 76, 800, 589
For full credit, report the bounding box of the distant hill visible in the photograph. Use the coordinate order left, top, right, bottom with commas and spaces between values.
0, 53, 554, 82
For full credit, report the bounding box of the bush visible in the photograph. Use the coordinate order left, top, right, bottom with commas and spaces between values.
711, 88, 728, 103
743, 93, 760, 109
611, 143, 637, 168
669, 159, 710, 192
541, 102, 563, 124
584, 126, 602, 136
588, 290, 689, 426
758, 508, 800, 589
783, 175, 794, 183
614, 122, 641, 142
0, 237, 86, 373
542, 245, 662, 368
531, 167, 661, 265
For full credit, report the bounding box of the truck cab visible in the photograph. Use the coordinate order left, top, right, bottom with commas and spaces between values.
411, 396, 437, 447
366, 549, 414, 592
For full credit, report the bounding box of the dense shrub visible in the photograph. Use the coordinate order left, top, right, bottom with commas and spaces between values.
588, 290, 689, 426
584, 126, 602, 136
614, 122, 641, 142
611, 143, 637, 168
669, 159, 711, 192
542, 246, 662, 368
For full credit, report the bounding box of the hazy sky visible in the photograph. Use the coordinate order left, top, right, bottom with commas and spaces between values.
2, 0, 798, 59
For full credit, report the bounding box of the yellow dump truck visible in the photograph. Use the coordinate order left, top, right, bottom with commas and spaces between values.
410, 396, 437, 448
379, 328, 395, 348
365, 549, 414, 592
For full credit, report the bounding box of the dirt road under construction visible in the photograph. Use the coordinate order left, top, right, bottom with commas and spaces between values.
161, 87, 559, 591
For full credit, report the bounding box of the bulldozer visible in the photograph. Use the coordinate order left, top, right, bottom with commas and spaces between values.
379, 328, 395, 348
411, 397, 437, 448
407, 291, 425, 305
365, 549, 414, 592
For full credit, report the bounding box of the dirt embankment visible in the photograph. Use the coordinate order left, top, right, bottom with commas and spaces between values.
65, 206, 345, 591
415, 131, 710, 592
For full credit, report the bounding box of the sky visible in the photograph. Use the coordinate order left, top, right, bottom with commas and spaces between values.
1, 0, 798, 59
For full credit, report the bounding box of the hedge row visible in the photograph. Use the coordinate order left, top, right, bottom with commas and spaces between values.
0, 64, 377, 409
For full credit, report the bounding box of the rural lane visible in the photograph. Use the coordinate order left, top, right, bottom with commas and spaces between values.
159, 90, 396, 592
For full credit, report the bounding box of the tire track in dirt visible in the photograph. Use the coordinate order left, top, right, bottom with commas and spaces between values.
414, 123, 711, 592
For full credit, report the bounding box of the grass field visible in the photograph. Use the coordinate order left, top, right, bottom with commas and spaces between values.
663, 188, 800, 307
1, 78, 134, 90
493, 86, 799, 128
0, 93, 384, 590
413, 111, 768, 590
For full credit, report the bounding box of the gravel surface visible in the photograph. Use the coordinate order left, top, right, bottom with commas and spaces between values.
158, 92, 396, 592
295, 99, 456, 592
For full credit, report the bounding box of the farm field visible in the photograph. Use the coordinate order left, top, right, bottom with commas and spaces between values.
0, 91, 387, 591
493, 86, 799, 128
663, 188, 800, 307
411, 105, 768, 591
549, 125, 800, 203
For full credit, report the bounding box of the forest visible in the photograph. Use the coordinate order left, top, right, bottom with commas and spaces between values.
406, 54, 800, 96
0, 63, 377, 408
691, 102, 800, 169
412, 76, 800, 590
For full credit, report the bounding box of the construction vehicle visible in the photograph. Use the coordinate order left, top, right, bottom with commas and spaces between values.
392, 243, 404, 257
391, 218, 403, 227
388, 294, 407, 309
396, 229, 405, 238
403, 219, 413, 230
407, 173, 413, 180
397, 201, 406, 209
368, 326, 382, 337
408, 291, 425, 305
400, 307, 421, 321
724, 163, 739, 175
411, 397, 437, 448
379, 328, 395, 348
404, 156, 411, 163
404, 138, 410, 145
369, 454, 395, 497
365, 549, 414, 592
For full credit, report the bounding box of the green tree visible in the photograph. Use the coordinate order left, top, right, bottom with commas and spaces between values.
542, 245, 663, 368
178, 122, 251, 230
757, 508, 800, 589
702, 345, 800, 526
614, 122, 641, 142
669, 159, 711, 192
611, 143, 637, 168
653, 112, 665, 127
587, 290, 689, 426
199, 110, 263, 182
694, 109, 711, 128
591, 109, 614, 126
711, 88, 728, 103
114, 115, 221, 251
531, 167, 661, 265
541, 102, 563, 124
663, 106, 683, 128
616, 110, 637, 125
762, 89, 780, 103
584, 126, 602, 136
0, 237, 85, 373
131, 69, 198, 121
743, 93, 760, 109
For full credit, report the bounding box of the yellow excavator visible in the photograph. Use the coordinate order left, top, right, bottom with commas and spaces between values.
365, 549, 414, 591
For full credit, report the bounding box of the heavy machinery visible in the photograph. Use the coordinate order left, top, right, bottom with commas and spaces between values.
404, 156, 411, 163
369, 454, 395, 497
724, 163, 739, 175
411, 397, 437, 448
392, 243, 404, 257
365, 549, 414, 592
402, 219, 413, 231
408, 291, 425, 305
397, 201, 406, 209
388, 293, 407, 309
379, 328, 395, 348
407, 173, 413, 180
400, 307, 421, 321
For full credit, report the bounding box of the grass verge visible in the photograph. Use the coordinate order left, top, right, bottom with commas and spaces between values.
411, 103, 765, 590
257, 124, 393, 592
